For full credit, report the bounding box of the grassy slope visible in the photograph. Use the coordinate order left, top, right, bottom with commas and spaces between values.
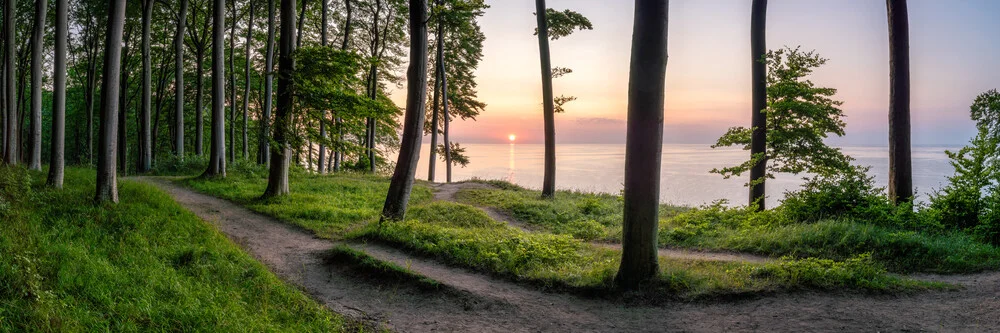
183, 171, 941, 298
457, 181, 1000, 274
0, 167, 357, 332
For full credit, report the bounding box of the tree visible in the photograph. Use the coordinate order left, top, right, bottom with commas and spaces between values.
47, 0, 67, 188
748, 0, 767, 210
4, 0, 17, 165
258, 0, 275, 166
203, 0, 226, 178
712, 47, 852, 183
533, 2, 592, 198
263, 0, 295, 197
316, 0, 328, 173
175, 0, 188, 158
96, 0, 127, 203
616, 0, 668, 290
27, 0, 45, 171
242, 0, 253, 160
381, 0, 427, 222
887, 0, 912, 205
138, 0, 153, 173
185, 0, 213, 156
333, 0, 353, 172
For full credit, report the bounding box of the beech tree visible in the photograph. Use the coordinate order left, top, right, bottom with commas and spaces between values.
381, 0, 428, 222
258, 0, 275, 166
3, 0, 17, 165
203, 0, 226, 177
533, 2, 592, 198
95, 0, 127, 203
887, 0, 913, 204
174, 0, 188, 158
27, 0, 45, 171
242, 0, 254, 160
47, 0, 67, 188
185, 0, 212, 156
138, 0, 153, 173
263, 0, 295, 197
616, 0, 669, 291
749, 0, 767, 210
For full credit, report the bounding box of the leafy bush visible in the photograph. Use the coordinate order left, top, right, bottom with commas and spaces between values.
754, 254, 903, 291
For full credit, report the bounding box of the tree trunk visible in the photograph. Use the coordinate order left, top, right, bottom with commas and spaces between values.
748, 0, 767, 210
615, 0, 668, 291
228, 2, 236, 163
535, 0, 556, 198
175, 0, 188, 159
96, 0, 128, 203
317, 0, 327, 174
263, 0, 295, 197
47, 0, 67, 188
28, 0, 46, 170
204, 0, 226, 178
138, 0, 152, 173
259, 0, 275, 166
151, 47, 170, 163
887, 0, 912, 205
4, 0, 17, 165
86, 18, 97, 164
441, 46, 452, 183
117, 42, 129, 176
380, 0, 428, 222
335, 0, 352, 172
428, 0, 442, 182
195, 49, 204, 155
243, 1, 253, 160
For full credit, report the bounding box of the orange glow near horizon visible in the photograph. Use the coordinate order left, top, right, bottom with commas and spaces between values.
508, 134, 517, 142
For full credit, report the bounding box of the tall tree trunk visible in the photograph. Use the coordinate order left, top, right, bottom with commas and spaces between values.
616, 0, 668, 290
204, 0, 226, 177
86, 18, 97, 164
381, 0, 428, 222
263, 0, 295, 197
748, 0, 767, 210
195, 49, 204, 155
28, 0, 46, 170
243, 1, 253, 160
317, 0, 327, 174
887, 0, 912, 205
334, 0, 352, 172
259, 0, 275, 166
96, 0, 128, 203
175, 0, 188, 158
117, 39, 129, 176
151, 48, 170, 163
228, 1, 236, 163
441, 47, 451, 183
138, 0, 153, 173
47, 0, 67, 188
427, 0, 441, 182
4, 0, 17, 165
535, 0, 556, 198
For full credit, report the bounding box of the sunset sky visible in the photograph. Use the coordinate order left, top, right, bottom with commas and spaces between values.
393, 0, 1000, 145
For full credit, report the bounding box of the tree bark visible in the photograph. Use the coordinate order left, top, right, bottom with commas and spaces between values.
138, 0, 153, 173
887, 0, 912, 205
47, 0, 67, 188
535, 0, 556, 198
428, 0, 442, 182
381, 0, 428, 222
334, 0, 352, 172
228, 1, 236, 163
86, 18, 97, 164
28, 0, 46, 171
243, 1, 253, 160
317, 0, 327, 174
175, 0, 188, 159
441, 44, 452, 183
195, 49, 204, 155
96, 0, 128, 203
749, 0, 767, 210
4, 0, 17, 165
263, 0, 295, 197
616, 0, 668, 291
204, 0, 227, 177
259, 0, 275, 166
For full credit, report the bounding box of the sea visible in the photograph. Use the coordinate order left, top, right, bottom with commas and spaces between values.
414, 143, 960, 207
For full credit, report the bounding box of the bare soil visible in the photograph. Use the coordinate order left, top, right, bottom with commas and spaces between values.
139, 178, 1000, 332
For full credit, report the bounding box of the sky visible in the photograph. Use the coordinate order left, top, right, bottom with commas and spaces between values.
392, 0, 1000, 145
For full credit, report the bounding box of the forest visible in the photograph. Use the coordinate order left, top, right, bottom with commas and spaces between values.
2, 0, 1000, 331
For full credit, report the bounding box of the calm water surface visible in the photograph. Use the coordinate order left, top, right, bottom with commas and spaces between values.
415, 144, 958, 207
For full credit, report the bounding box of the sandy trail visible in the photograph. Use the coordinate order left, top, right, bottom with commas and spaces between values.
138, 177, 1000, 332
432, 182, 773, 263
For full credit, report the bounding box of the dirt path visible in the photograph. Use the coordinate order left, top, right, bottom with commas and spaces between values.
138, 177, 1000, 332
432, 182, 772, 264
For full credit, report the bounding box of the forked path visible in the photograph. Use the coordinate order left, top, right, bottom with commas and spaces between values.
139, 177, 1000, 332
432, 182, 772, 263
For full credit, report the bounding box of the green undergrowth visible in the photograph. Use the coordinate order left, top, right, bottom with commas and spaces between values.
180, 171, 943, 298
459, 181, 1000, 274
0, 167, 360, 332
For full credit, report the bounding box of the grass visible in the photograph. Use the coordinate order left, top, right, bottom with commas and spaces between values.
459, 181, 1000, 274
179, 170, 944, 298
0, 167, 361, 332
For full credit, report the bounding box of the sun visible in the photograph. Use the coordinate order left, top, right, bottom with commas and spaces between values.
508, 134, 517, 142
